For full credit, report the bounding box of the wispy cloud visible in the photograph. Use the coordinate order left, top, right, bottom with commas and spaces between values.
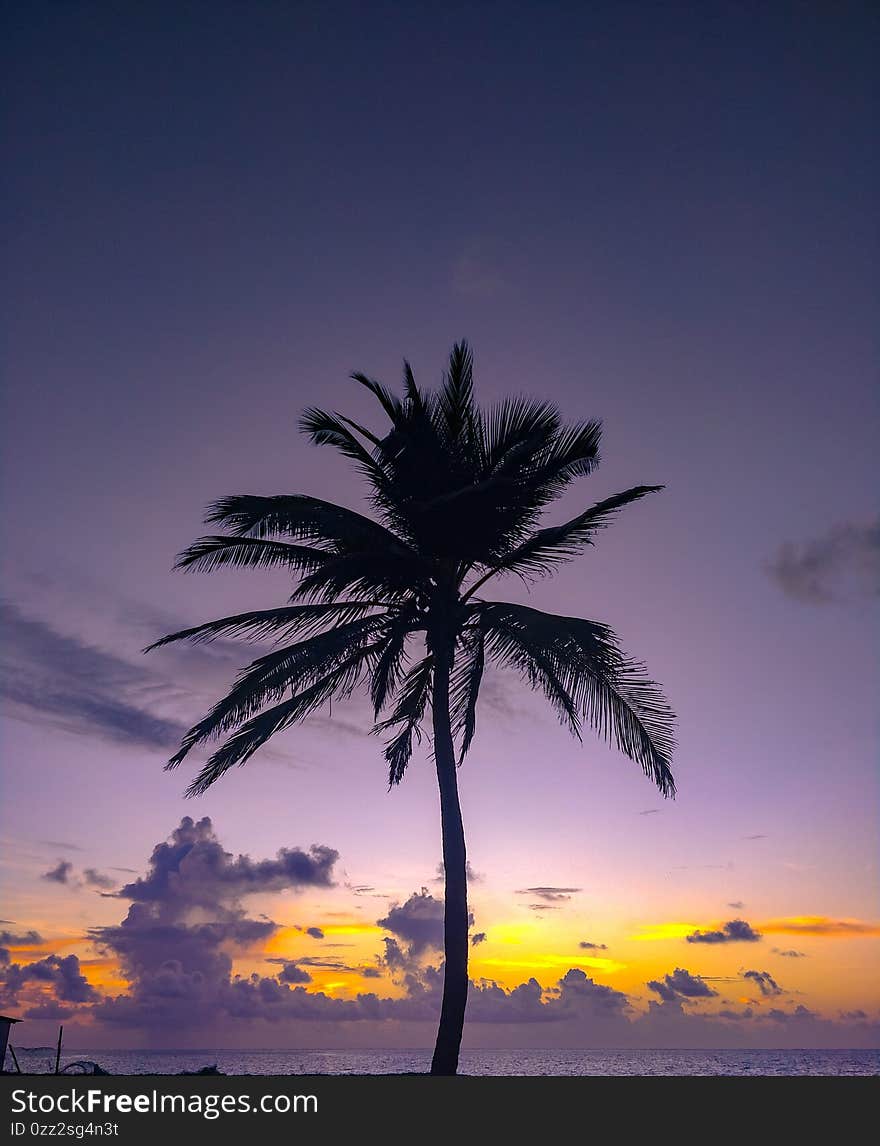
761, 917, 880, 938
0, 601, 187, 750
766, 518, 880, 604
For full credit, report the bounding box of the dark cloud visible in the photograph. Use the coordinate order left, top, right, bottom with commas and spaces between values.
648, 969, 717, 1002
87, 819, 338, 1030
0, 929, 43, 946
39, 840, 84, 852
686, 919, 761, 944
0, 601, 187, 750
529, 904, 559, 912
766, 1005, 818, 1023
743, 970, 782, 997
378, 889, 448, 958
83, 869, 116, 890
516, 887, 581, 902
305, 927, 325, 940
579, 941, 608, 951
766, 518, 880, 604
116, 816, 337, 916
1, 954, 99, 1007
471, 932, 487, 947
728, 902, 745, 910
717, 1008, 754, 1021
639, 810, 660, 816
839, 1009, 868, 1021
742, 835, 766, 840
772, 949, 806, 958
42, 860, 74, 885
277, 963, 312, 985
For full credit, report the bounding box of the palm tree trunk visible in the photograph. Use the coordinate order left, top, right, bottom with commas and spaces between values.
429, 639, 469, 1076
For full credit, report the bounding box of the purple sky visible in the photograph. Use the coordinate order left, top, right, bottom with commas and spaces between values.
1, 3, 878, 1050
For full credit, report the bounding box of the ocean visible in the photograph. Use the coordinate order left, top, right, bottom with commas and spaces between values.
7, 1047, 879, 1076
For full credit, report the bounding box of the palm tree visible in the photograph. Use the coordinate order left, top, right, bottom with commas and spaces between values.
148, 342, 675, 1075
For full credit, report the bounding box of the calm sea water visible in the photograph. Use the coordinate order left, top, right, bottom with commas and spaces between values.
8, 1047, 879, 1077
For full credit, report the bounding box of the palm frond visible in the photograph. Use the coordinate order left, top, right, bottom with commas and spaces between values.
436, 340, 475, 445
184, 642, 382, 797
463, 485, 663, 594
174, 535, 330, 575
449, 624, 485, 764
165, 616, 387, 770
480, 602, 675, 796
144, 601, 381, 652
376, 655, 433, 786
351, 372, 404, 423
204, 493, 415, 558
370, 617, 414, 717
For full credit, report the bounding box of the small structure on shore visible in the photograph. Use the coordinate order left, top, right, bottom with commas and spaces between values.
1, 1015, 22, 1071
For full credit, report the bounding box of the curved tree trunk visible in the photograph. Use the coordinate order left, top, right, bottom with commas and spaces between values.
429, 639, 469, 1076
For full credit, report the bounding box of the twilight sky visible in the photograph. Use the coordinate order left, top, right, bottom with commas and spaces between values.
1, 2, 878, 1051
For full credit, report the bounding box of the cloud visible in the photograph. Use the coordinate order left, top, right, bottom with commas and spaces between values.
772, 948, 806, 958
743, 970, 782, 997
647, 968, 717, 1002
305, 927, 325, 940
277, 963, 313, 985
42, 860, 75, 885
839, 1010, 868, 1022
1, 953, 99, 1007
377, 889, 446, 958
728, 902, 745, 910
579, 941, 608, 951
435, 862, 483, 884
471, 933, 487, 947
766, 1005, 818, 1024
0, 601, 187, 750
116, 816, 337, 916
0, 930, 43, 947
39, 840, 84, 852
639, 809, 660, 816
83, 869, 116, 890
766, 518, 880, 604
686, 919, 761, 944
517, 887, 582, 903
529, 904, 559, 912
83, 819, 339, 1030
762, 917, 880, 938
743, 835, 766, 840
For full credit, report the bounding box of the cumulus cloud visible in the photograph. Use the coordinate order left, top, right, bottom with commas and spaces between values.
305, 927, 325, 940
0, 953, 99, 1009
378, 889, 451, 959
766, 519, 880, 604
471, 932, 487, 947
88, 818, 339, 1029
647, 969, 717, 1002
743, 970, 782, 997
686, 920, 761, 944
116, 816, 337, 916
766, 1005, 818, 1024
278, 963, 313, 985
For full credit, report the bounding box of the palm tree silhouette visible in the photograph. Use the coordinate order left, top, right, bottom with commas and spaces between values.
148, 342, 675, 1075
